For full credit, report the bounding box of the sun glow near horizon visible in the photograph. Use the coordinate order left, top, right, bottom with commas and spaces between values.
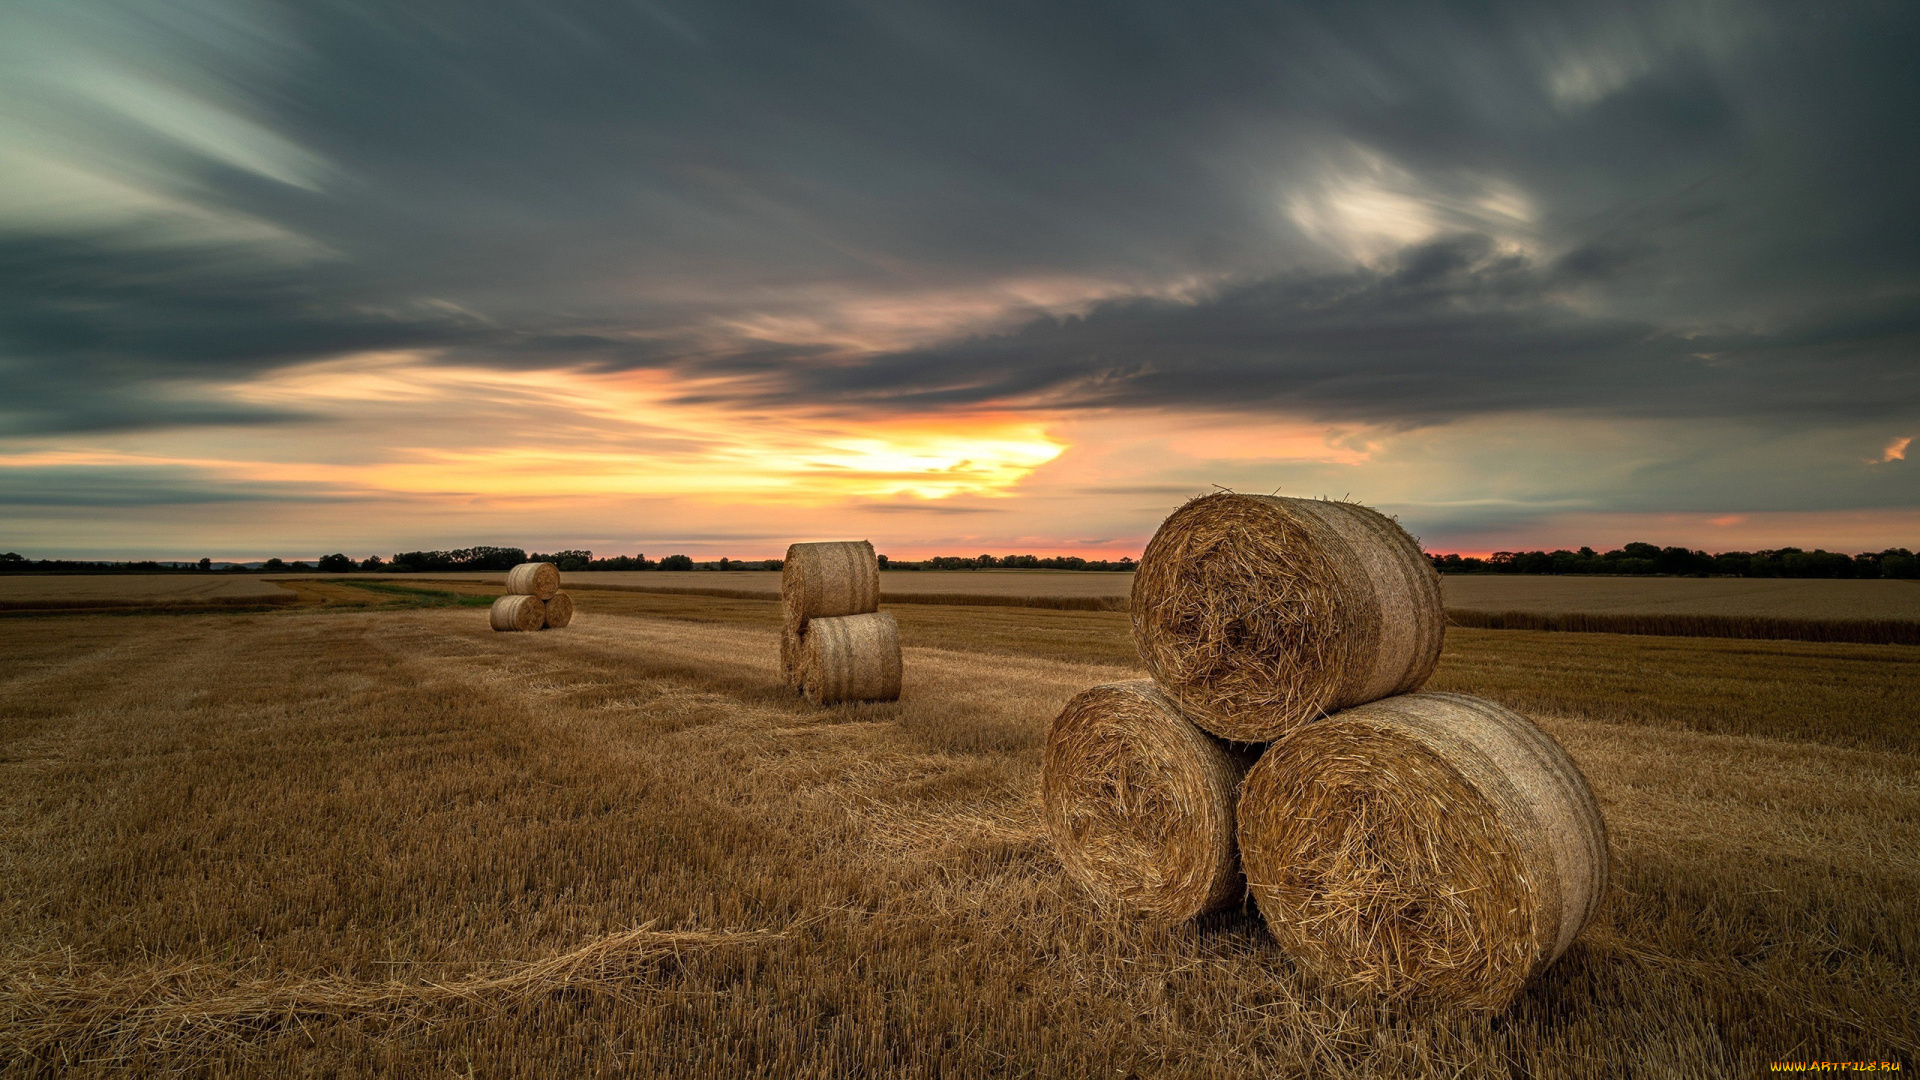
9, 351, 1071, 507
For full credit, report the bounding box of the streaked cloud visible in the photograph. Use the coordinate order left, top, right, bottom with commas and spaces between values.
0, 0, 1914, 558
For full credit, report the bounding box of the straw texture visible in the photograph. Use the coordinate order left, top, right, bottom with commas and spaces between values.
542, 592, 574, 629
1131, 493, 1444, 741
1235, 692, 1608, 1010
1042, 681, 1260, 922
781, 541, 881, 635
779, 627, 805, 691
505, 562, 561, 600
799, 612, 901, 704
489, 594, 546, 632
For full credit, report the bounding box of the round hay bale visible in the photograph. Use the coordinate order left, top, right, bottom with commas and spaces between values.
505, 562, 561, 600
781, 541, 880, 634
1042, 681, 1259, 922
1131, 493, 1444, 741
799, 612, 900, 704
489, 594, 546, 632
779, 627, 805, 690
1235, 692, 1608, 1010
542, 591, 574, 629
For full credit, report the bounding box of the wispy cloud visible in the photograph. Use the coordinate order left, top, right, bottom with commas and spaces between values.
1, 0, 1915, 557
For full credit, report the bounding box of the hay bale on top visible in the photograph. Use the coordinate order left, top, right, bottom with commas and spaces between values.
505, 562, 561, 600
799, 612, 900, 704
1235, 692, 1607, 1010
489, 594, 546, 632
779, 627, 805, 690
781, 541, 880, 634
1131, 493, 1444, 742
542, 591, 574, 629
1042, 681, 1259, 922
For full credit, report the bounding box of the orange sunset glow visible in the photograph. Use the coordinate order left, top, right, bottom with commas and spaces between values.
0, 0, 1912, 562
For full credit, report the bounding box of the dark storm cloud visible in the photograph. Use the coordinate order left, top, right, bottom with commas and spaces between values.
2, 0, 1916, 431
0, 464, 343, 505
739, 235, 1920, 424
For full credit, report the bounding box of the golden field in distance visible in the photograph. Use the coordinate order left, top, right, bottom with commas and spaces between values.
289, 569, 1920, 620
6, 570, 1917, 620
0, 574, 292, 609
2, 585, 1915, 1076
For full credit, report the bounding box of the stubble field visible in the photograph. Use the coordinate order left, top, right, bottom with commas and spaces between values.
1, 582, 1916, 1076
335, 569, 1920, 620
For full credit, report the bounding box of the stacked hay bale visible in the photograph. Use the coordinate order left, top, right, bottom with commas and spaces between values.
1042, 681, 1257, 921
489, 594, 546, 632
1129, 493, 1445, 742
1235, 692, 1607, 1010
489, 561, 575, 632
781, 541, 900, 703
1042, 492, 1607, 1010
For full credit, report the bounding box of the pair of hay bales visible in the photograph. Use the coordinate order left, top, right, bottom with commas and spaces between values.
488, 562, 576, 632
780, 541, 901, 704
1042, 494, 1608, 1010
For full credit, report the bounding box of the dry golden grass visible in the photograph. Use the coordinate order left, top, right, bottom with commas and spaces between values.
337, 572, 1920, 646
384, 569, 1920, 619
395, 568, 1137, 599
1, 594, 1915, 1075
1441, 575, 1920, 620
443, 585, 1920, 752
363, 581, 1920, 752
0, 576, 293, 604
0, 576, 295, 613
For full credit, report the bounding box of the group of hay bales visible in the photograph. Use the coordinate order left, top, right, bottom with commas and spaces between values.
489, 562, 576, 632
780, 541, 901, 704
1043, 493, 1608, 1010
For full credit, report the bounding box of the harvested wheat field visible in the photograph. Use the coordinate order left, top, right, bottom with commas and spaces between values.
396, 568, 1134, 600
1441, 575, 1920, 619
2, 592, 1916, 1076
0, 575, 295, 612
386, 569, 1920, 617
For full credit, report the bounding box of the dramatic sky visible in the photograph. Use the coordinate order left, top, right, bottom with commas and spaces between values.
2, 0, 1915, 559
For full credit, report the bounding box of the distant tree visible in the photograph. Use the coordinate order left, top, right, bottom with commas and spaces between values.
318, 553, 353, 572
876, 554, 888, 569
586, 553, 651, 570
262, 558, 286, 571
288, 561, 312, 571
659, 554, 694, 571
198, 557, 212, 571
1654, 546, 1712, 575
1785, 549, 1855, 578
531, 550, 592, 572
361, 554, 386, 571
451, 546, 528, 571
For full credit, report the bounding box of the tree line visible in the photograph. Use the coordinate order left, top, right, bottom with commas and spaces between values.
1429, 543, 1920, 579
6, 544, 1913, 578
